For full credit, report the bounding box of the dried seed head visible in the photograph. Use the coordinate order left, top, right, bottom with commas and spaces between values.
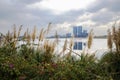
18, 25, 22, 37
69, 36, 74, 49
13, 24, 17, 39
63, 38, 67, 52
39, 28, 44, 41
23, 32, 27, 40
107, 29, 112, 50
55, 31, 59, 44
32, 26, 36, 42
46, 22, 52, 34
87, 29, 93, 49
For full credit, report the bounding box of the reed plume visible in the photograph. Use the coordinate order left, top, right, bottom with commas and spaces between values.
55, 31, 59, 45
62, 38, 67, 53
69, 36, 74, 49
32, 26, 36, 42
111, 22, 120, 53
87, 29, 93, 49
13, 24, 17, 39
26, 28, 31, 44
107, 29, 112, 51
23, 32, 27, 41
67, 36, 74, 59
46, 22, 52, 34
39, 28, 44, 41
18, 25, 22, 37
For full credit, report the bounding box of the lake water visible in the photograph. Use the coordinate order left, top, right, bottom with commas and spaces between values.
19, 38, 109, 59
47, 38, 108, 59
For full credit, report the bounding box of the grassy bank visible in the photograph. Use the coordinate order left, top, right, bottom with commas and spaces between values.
0, 23, 120, 80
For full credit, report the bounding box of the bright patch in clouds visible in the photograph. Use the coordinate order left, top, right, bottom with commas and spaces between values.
29, 0, 96, 14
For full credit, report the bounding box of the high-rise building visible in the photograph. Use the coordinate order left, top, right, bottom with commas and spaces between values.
77, 26, 82, 37
66, 33, 71, 38
73, 26, 88, 37
73, 26, 78, 37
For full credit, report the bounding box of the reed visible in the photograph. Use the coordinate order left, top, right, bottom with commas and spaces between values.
87, 29, 93, 49
31, 26, 36, 42
26, 29, 31, 44
13, 24, 17, 40
62, 38, 67, 54
55, 31, 59, 45
66, 36, 74, 59
18, 25, 22, 38
111, 23, 120, 53
46, 22, 52, 34
107, 29, 112, 51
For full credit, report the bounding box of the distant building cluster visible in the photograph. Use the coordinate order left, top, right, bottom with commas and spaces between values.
73, 26, 88, 38
66, 26, 88, 38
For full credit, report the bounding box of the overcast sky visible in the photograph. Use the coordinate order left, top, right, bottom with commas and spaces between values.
0, 0, 120, 36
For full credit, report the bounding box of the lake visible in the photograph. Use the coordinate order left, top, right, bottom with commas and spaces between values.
19, 38, 109, 59
47, 38, 108, 59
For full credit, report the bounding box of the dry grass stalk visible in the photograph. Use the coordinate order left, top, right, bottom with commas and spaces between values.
23, 32, 27, 41
39, 28, 44, 41
46, 22, 52, 34
18, 25, 22, 37
6, 30, 10, 42
111, 23, 120, 53
62, 38, 67, 53
87, 29, 93, 49
13, 24, 17, 39
107, 29, 112, 51
26, 29, 31, 44
108, 22, 120, 53
44, 40, 49, 50
69, 36, 74, 49
67, 36, 74, 57
118, 27, 120, 52
43, 40, 55, 54
50, 41, 56, 53
55, 31, 59, 44
32, 26, 36, 42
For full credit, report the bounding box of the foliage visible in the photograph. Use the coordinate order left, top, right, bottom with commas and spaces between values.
0, 23, 119, 79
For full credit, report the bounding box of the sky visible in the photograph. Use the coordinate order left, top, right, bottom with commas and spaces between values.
0, 0, 120, 36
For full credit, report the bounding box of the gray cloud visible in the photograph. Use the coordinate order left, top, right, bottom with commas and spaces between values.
87, 0, 120, 12
0, 0, 119, 35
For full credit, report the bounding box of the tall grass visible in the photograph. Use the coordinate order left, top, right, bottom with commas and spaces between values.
0, 22, 119, 79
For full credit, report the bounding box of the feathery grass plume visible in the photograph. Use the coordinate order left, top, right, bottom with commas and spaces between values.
26, 29, 31, 44
46, 22, 52, 34
55, 31, 59, 45
43, 40, 54, 53
39, 28, 44, 41
87, 29, 93, 49
43, 40, 49, 49
23, 32, 27, 41
6, 30, 11, 42
69, 36, 74, 49
18, 25, 22, 37
118, 25, 120, 51
112, 23, 120, 53
37, 28, 44, 50
116, 24, 120, 53
66, 36, 74, 59
107, 29, 112, 51
62, 38, 67, 53
13, 24, 17, 39
50, 41, 56, 53
112, 24, 117, 42
32, 26, 36, 42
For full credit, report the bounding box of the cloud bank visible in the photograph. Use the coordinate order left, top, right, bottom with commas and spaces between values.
0, 0, 120, 35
